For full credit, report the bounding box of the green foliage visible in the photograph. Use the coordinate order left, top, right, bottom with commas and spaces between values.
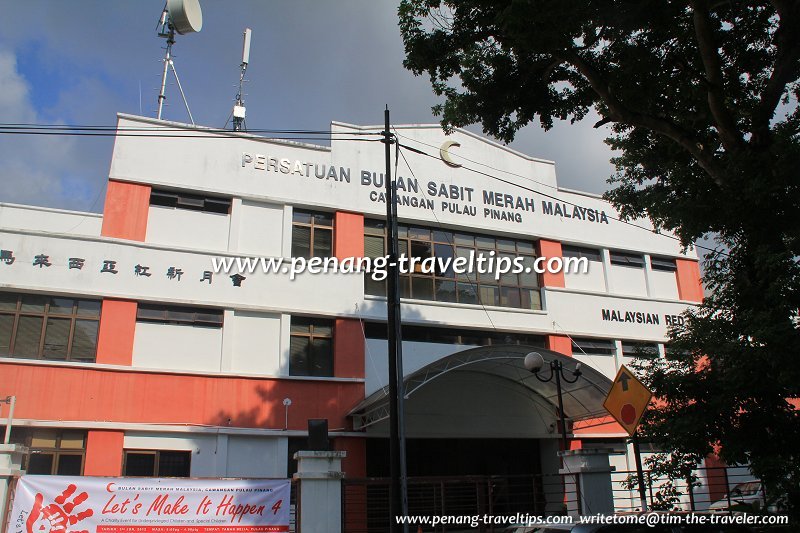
400, 0, 800, 518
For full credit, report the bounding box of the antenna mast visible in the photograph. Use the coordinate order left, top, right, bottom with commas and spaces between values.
155, 0, 203, 124
232, 28, 252, 132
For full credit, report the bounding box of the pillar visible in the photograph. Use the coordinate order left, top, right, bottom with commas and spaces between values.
293, 451, 345, 533
0, 443, 28, 532
559, 449, 616, 516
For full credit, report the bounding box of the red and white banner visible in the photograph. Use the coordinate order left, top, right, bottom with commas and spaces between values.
7, 477, 290, 533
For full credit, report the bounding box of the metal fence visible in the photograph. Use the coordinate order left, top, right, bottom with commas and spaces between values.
342, 474, 577, 533
341, 466, 765, 532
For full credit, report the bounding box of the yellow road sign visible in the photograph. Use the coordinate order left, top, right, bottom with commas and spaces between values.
603, 365, 653, 436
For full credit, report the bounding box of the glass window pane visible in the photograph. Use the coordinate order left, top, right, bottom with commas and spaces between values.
364, 276, 386, 297
48, 298, 74, 315
517, 241, 535, 253
497, 239, 516, 252
478, 251, 497, 284
397, 225, 408, 238
479, 285, 499, 307
456, 283, 478, 305
0, 293, 18, 311
408, 227, 430, 240
314, 228, 333, 258
500, 287, 522, 308
312, 322, 333, 337
312, 212, 333, 226
158, 451, 191, 477
411, 277, 434, 301
364, 219, 386, 236
28, 453, 54, 475
290, 318, 312, 334
0, 314, 13, 355
410, 242, 432, 273
433, 244, 455, 278
125, 452, 156, 476
434, 280, 457, 303
522, 289, 542, 310
454, 233, 474, 246
292, 225, 311, 258
290, 337, 310, 376
166, 309, 194, 323
77, 300, 101, 317
292, 210, 312, 224
310, 338, 333, 376
56, 454, 83, 475
71, 320, 98, 361
399, 276, 411, 298
43, 318, 71, 359
498, 253, 518, 286
519, 256, 540, 287
60, 431, 86, 449
13, 316, 43, 357
20, 294, 47, 313
30, 430, 58, 448
432, 230, 452, 243
364, 236, 385, 259
476, 236, 495, 249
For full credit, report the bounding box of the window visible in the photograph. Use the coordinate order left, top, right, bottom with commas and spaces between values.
609, 251, 645, 267
621, 341, 660, 358
10, 429, 86, 475
136, 304, 223, 327
150, 189, 231, 214
0, 292, 100, 362
290, 317, 333, 376
650, 256, 678, 272
571, 337, 616, 356
364, 322, 545, 347
562, 245, 602, 262
364, 219, 541, 310
123, 450, 191, 477
292, 210, 333, 258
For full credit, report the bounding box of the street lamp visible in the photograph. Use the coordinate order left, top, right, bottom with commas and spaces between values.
524, 352, 582, 451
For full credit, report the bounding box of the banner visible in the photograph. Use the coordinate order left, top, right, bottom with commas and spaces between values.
7, 476, 290, 533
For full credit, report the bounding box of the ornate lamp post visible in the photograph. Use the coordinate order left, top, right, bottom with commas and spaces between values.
524, 352, 582, 451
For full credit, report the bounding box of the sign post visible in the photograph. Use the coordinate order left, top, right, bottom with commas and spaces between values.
603, 365, 653, 511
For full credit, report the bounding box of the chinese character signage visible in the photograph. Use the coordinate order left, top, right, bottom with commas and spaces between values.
9, 476, 290, 533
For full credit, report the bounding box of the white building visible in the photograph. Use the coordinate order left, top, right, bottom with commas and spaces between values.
1, 114, 707, 503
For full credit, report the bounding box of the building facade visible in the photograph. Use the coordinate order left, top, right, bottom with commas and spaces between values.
0, 114, 703, 485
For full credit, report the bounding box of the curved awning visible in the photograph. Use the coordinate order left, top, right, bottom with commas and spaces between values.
350, 344, 613, 431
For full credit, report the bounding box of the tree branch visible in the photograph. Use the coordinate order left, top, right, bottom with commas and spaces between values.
751, 0, 800, 146
690, 0, 745, 152
559, 49, 726, 187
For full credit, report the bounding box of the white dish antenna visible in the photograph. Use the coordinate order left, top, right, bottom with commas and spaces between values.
166, 0, 203, 34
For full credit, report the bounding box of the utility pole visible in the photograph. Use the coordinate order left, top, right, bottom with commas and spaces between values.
384, 107, 408, 532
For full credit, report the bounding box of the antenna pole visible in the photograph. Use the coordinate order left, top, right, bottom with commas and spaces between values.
156, 29, 175, 120
169, 59, 195, 125
232, 28, 251, 132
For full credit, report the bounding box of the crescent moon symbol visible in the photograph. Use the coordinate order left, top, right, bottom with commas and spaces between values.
440, 140, 462, 168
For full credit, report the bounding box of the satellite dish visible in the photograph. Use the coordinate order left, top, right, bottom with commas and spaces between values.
167, 0, 203, 34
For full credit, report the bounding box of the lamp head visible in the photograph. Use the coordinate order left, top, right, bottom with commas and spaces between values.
524, 352, 545, 373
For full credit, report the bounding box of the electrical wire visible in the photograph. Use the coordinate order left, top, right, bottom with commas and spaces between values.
396, 141, 730, 259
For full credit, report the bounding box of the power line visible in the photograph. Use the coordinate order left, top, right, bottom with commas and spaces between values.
396, 141, 729, 259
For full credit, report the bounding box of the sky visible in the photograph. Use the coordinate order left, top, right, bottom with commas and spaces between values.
0, 0, 617, 213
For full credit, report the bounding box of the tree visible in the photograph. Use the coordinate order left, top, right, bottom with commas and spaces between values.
400, 0, 800, 516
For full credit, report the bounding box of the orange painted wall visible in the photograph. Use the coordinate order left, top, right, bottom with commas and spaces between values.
573, 415, 625, 436
676, 259, 703, 302
84, 430, 124, 476
101, 180, 151, 241
538, 239, 565, 288
95, 300, 137, 366
334, 319, 366, 380
334, 437, 367, 478
704, 454, 729, 502
334, 211, 364, 259
547, 335, 572, 356
2, 362, 364, 431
